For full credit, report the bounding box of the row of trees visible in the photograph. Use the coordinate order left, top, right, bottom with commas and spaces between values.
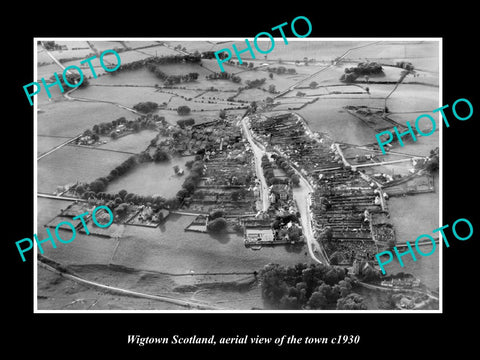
245, 78, 266, 89
146, 62, 199, 85
176, 118, 195, 128
340, 62, 384, 83
175, 159, 205, 203
133, 102, 159, 113
86, 114, 162, 138
267, 66, 297, 75
261, 154, 289, 186
260, 263, 367, 310
271, 154, 300, 186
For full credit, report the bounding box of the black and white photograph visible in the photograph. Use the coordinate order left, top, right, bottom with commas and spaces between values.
33, 38, 441, 312
6, 7, 478, 356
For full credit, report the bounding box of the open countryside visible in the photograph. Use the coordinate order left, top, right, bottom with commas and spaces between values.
36, 39, 440, 311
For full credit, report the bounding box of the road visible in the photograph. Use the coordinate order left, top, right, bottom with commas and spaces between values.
275, 41, 382, 98
292, 177, 327, 265
241, 115, 327, 264
241, 116, 270, 212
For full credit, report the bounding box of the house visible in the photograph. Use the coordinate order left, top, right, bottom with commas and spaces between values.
271, 184, 290, 201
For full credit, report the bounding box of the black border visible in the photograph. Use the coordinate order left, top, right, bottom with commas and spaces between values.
7, 6, 478, 355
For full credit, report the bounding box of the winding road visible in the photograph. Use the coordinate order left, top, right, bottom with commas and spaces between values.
241, 115, 326, 265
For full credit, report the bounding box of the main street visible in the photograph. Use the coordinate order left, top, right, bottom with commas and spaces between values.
241, 115, 327, 265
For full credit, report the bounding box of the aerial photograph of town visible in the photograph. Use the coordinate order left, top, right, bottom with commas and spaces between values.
35, 38, 440, 311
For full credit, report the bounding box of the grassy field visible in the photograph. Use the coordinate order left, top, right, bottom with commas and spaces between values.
37, 136, 71, 157
106, 156, 195, 197
90, 68, 160, 86
98, 130, 157, 153
296, 97, 381, 145
38, 146, 132, 193
38, 100, 137, 137
111, 214, 311, 274
73, 85, 172, 108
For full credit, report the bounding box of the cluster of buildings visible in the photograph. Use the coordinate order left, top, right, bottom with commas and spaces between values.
248, 112, 395, 265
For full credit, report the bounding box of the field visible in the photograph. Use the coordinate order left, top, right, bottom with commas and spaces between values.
106, 156, 195, 197
111, 214, 311, 274
296, 97, 381, 145
38, 146, 132, 193
72, 85, 172, 108
38, 101, 137, 137
98, 130, 157, 153
37, 135, 71, 157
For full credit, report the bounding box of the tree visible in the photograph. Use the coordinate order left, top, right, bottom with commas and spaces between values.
176, 188, 190, 201
219, 109, 227, 119
182, 179, 196, 193
336, 293, 367, 310
279, 294, 300, 310
133, 101, 158, 113
309, 81, 318, 89
209, 210, 224, 220
132, 122, 141, 132
207, 217, 228, 233
118, 189, 128, 199
290, 174, 300, 187
115, 203, 129, 216
307, 291, 328, 309
75, 184, 85, 195
324, 267, 346, 286
153, 149, 169, 162
268, 84, 276, 94
89, 180, 106, 193
269, 73, 274, 79
177, 105, 191, 115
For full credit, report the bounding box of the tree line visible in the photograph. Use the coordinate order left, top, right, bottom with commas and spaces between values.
260, 263, 368, 310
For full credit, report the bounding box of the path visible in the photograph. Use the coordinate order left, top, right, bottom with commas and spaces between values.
292, 178, 327, 265
275, 41, 382, 98
39, 260, 223, 310
37, 134, 82, 160
358, 281, 439, 301
37, 193, 85, 202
